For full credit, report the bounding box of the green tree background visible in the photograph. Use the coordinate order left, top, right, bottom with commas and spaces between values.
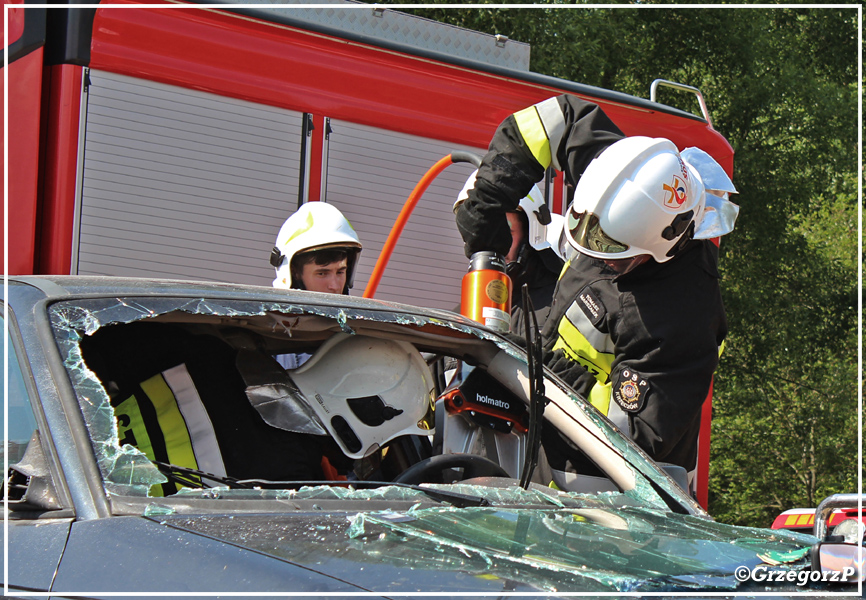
380, 3, 860, 527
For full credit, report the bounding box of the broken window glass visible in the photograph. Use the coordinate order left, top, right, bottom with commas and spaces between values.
48, 294, 704, 517
48, 297, 501, 496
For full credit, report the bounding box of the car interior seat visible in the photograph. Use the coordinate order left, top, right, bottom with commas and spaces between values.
79, 321, 332, 495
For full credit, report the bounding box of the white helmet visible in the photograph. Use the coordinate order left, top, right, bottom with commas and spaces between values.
288, 334, 435, 459
270, 203, 362, 290
454, 170, 565, 258
565, 136, 728, 263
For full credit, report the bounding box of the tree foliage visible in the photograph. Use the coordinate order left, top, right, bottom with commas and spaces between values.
380, 3, 860, 527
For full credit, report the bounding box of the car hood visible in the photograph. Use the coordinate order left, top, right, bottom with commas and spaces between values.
154, 502, 815, 593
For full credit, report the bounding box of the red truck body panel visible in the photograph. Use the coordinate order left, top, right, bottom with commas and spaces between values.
5, 47, 43, 275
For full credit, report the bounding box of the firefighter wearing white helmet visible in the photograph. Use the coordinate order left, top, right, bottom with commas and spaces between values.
270, 202, 361, 294
454, 94, 739, 492
455, 170, 565, 334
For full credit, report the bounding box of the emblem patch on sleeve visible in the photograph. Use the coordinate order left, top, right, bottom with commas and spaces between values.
612, 367, 650, 413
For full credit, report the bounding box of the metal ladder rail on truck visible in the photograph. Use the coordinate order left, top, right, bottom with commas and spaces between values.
5, 0, 733, 509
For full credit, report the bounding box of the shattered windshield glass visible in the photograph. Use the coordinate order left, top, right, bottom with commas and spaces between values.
50, 296, 506, 497
153, 485, 815, 593
344, 500, 815, 592
50, 294, 701, 514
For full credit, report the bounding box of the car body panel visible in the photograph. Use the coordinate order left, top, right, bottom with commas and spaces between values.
5, 518, 72, 593
50, 516, 371, 594
159, 503, 813, 593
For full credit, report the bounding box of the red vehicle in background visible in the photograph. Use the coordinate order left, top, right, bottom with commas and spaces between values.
771, 494, 864, 582
6, 1, 732, 506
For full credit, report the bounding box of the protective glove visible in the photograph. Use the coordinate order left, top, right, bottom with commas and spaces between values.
455, 199, 512, 259
454, 144, 540, 258
542, 348, 587, 388
502, 332, 527, 349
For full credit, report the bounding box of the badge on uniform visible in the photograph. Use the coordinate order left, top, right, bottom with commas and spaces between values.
612, 367, 649, 413
577, 285, 606, 327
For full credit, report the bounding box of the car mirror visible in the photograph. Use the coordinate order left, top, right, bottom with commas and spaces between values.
809, 541, 865, 584
7, 430, 63, 512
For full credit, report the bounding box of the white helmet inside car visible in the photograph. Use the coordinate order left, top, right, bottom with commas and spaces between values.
565, 137, 738, 264
454, 170, 565, 258
288, 334, 435, 459
270, 202, 362, 290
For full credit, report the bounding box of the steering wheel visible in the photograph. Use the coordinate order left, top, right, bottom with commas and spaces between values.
393, 453, 510, 485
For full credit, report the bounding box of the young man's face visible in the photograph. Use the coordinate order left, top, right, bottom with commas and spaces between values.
299, 258, 348, 294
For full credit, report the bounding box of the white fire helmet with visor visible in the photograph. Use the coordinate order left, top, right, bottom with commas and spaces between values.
564, 136, 738, 265
454, 170, 566, 260
288, 334, 435, 460
270, 202, 362, 290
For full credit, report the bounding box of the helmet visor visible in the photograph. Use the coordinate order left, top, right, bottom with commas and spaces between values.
568, 211, 629, 255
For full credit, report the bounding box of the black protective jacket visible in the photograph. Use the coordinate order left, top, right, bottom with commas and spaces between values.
542, 241, 726, 471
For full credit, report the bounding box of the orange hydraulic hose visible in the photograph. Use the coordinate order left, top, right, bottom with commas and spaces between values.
363, 155, 455, 299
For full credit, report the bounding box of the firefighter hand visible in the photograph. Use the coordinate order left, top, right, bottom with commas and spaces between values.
503, 332, 527, 349
543, 349, 587, 388
455, 202, 512, 259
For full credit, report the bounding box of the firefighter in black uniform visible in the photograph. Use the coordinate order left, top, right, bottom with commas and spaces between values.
455, 95, 739, 492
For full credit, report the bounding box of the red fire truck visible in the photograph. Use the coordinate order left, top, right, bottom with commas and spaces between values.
4, 0, 733, 507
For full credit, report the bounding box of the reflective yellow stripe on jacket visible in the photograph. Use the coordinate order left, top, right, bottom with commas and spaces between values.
513, 97, 567, 171
114, 364, 225, 496
552, 308, 616, 415
548, 256, 617, 416
116, 372, 197, 495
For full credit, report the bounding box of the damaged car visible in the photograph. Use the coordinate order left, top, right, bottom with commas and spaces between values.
4, 275, 847, 597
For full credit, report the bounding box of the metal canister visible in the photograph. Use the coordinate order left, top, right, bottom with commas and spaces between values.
460, 251, 512, 332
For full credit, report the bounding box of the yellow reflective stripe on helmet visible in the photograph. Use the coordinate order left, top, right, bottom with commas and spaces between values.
513, 106, 552, 170
284, 210, 316, 246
